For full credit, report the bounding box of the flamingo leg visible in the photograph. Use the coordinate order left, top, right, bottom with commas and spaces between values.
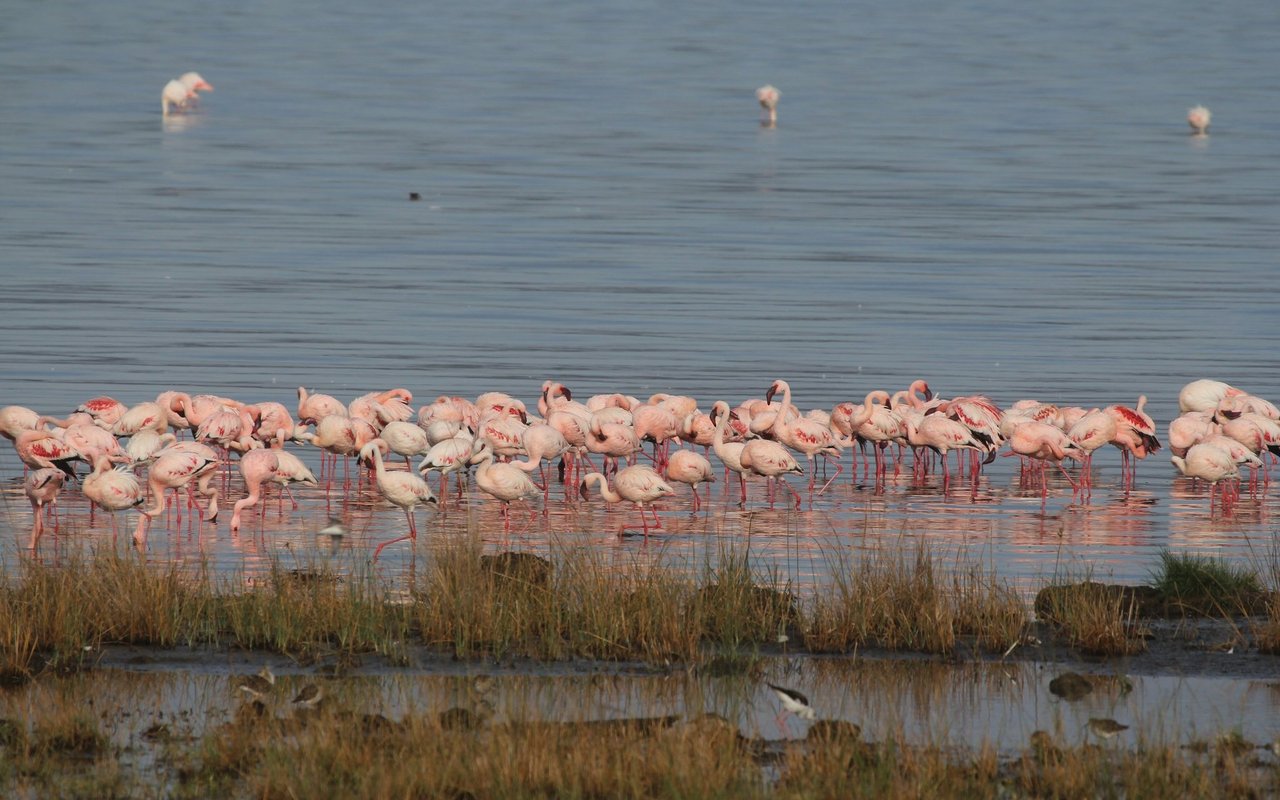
817, 454, 843, 494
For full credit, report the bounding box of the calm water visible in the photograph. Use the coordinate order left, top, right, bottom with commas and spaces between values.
3, 0, 1280, 586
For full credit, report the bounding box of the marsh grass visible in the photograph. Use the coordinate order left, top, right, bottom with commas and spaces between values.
1036, 569, 1147, 656
1149, 550, 1265, 615
1, 539, 1032, 678
806, 544, 1027, 654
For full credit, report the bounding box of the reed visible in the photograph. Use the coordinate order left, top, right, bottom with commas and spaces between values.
806, 544, 1027, 655
1149, 550, 1265, 615
1035, 571, 1147, 657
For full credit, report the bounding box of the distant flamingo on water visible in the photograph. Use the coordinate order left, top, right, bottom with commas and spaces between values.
766, 379, 842, 495
359, 439, 437, 557
1187, 105, 1211, 135
756, 85, 780, 125
24, 468, 65, 546
470, 442, 541, 533
1172, 443, 1239, 512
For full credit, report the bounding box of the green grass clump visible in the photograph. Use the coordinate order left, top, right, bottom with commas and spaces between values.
1149, 550, 1264, 613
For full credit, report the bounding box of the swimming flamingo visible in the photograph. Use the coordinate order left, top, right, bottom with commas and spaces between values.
664, 449, 715, 511
24, 468, 65, 545
469, 442, 540, 532
359, 439, 437, 556
581, 464, 675, 539
1187, 105, 1211, 135
756, 85, 780, 125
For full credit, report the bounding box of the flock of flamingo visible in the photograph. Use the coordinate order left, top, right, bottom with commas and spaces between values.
2, 377, 1274, 555
162, 72, 1211, 137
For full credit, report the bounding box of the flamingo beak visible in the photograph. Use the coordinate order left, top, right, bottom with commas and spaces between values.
923, 385, 934, 402
561, 386, 572, 401
765, 385, 778, 404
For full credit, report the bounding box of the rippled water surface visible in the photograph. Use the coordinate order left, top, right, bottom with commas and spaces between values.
3, 0, 1280, 587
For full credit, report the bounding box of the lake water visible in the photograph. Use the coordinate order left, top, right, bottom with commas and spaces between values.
2, 0, 1280, 589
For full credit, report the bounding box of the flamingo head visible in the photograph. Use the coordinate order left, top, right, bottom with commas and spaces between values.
765, 381, 783, 404
180, 72, 213, 92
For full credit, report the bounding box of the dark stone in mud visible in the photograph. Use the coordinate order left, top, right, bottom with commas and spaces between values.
806, 719, 862, 744
1035, 581, 1274, 620
1047, 671, 1093, 701
480, 552, 551, 588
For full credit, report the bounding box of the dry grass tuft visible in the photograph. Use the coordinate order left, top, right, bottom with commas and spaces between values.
1035, 579, 1147, 656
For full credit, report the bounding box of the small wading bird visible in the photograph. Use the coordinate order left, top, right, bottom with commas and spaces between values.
235, 666, 276, 699
1086, 717, 1129, 740
292, 684, 323, 709
766, 682, 815, 733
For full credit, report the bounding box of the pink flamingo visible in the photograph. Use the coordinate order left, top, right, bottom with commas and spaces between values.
349, 389, 414, 427
1168, 411, 1217, 458
581, 464, 675, 539
83, 453, 145, 534
767, 379, 843, 494
664, 449, 715, 511
298, 386, 346, 425
179, 72, 213, 97
511, 423, 571, 497
850, 391, 903, 483
470, 442, 540, 532
903, 414, 989, 491
14, 430, 82, 479
740, 437, 804, 509
77, 396, 128, 430
584, 414, 641, 477
380, 420, 431, 469
632, 403, 681, 470
246, 401, 301, 445
155, 391, 192, 436
1066, 409, 1118, 494
1178, 379, 1241, 413
360, 439, 437, 557
135, 446, 220, 544
230, 449, 280, 532
756, 85, 780, 125
125, 430, 178, 465
111, 402, 168, 437
1172, 443, 1239, 511
1105, 396, 1161, 486
417, 430, 477, 506
162, 79, 195, 115
1187, 105, 1211, 135
711, 401, 750, 503
0, 406, 40, 443
24, 468, 65, 545
1004, 421, 1082, 499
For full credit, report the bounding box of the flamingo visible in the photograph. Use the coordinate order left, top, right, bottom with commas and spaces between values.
1004, 421, 1082, 499
584, 414, 641, 476
179, 72, 213, 96
297, 387, 346, 426
24, 468, 65, 545
903, 414, 989, 491
135, 446, 220, 544
756, 85, 780, 125
359, 439, 437, 556
664, 449, 715, 511
156, 391, 192, 435
510, 423, 571, 497
0, 406, 41, 443
1168, 411, 1217, 457
162, 79, 194, 115
380, 420, 431, 469
850, 391, 903, 483
469, 442, 540, 532
766, 379, 842, 494
126, 430, 178, 465
1178, 379, 1241, 413
83, 453, 146, 534
740, 437, 804, 509
418, 429, 477, 507
1066, 409, 1118, 494
231, 449, 280, 532
14, 430, 81, 479
76, 396, 128, 430
711, 401, 750, 503
1172, 443, 1239, 511
111, 402, 168, 437
581, 464, 675, 539
1105, 396, 1161, 486
1187, 105, 1211, 135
